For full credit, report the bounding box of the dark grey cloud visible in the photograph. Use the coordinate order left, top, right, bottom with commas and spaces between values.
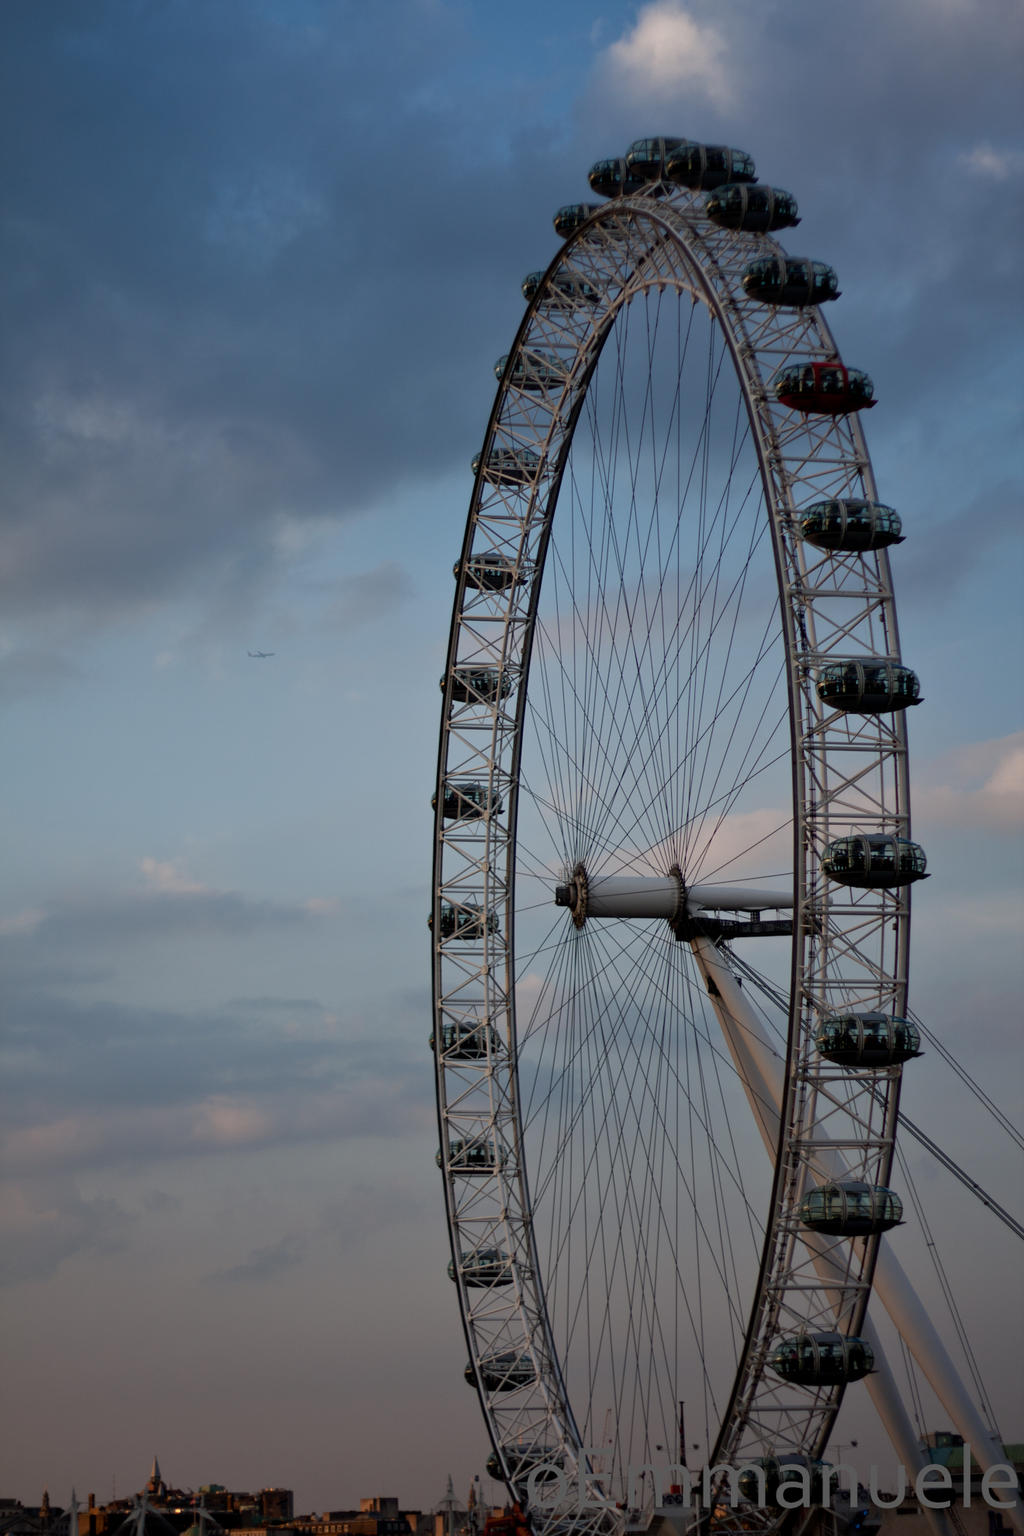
210, 1232, 308, 1285
0, 2, 568, 634
224, 994, 324, 1013
320, 562, 417, 633
0, 1174, 135, 1286
8, 885, 326, 947
5, 0, 1020, 651
1, 986, 425, 1125
581, 0, 1024, 405
895, 478, 1024, 600
0, 648, 85, 703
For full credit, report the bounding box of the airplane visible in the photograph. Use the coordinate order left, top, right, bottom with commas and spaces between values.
247, 650, 275, 658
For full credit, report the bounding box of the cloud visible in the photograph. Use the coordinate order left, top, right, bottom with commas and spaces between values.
602, 2, 731, 105
895, 480, 1023, 601
209, 1232, 309, 1284
915, 732, 1024, 833
0, 907, 46, 936
320, 562, 416, 633
0, 977, 434, 1180
0, 879, 336, 949
0, 4, 560, 641
0, 1077, 430, 1177
0, 646, 83, 703
0, 1175, 134, 1286
139, 856, 209, 895
957, 143, 1024, 180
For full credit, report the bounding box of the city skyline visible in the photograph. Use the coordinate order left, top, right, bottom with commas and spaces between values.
2, 0, 1022, 1515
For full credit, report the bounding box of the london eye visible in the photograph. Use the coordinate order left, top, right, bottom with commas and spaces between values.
430, 137, 1013, 1536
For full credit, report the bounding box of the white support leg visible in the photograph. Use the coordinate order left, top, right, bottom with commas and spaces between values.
690, 938, 1018, 1536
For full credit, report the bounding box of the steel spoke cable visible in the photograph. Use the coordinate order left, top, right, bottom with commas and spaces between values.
562, 303, 740, 858
528, 525, 786, 890
893, 1140, 1004, 1431
906, 1008, 1024, 1154
521, 921, 767, 1320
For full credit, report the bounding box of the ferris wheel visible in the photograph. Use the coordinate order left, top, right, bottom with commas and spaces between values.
431, 136, 933, 1535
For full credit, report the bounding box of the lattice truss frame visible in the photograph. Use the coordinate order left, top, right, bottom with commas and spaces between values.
430, 180, 913, 1535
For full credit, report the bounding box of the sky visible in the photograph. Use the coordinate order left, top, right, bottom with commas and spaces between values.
2, 0, 1023, 1515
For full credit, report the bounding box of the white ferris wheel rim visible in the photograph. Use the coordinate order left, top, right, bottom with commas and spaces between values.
432, 166, 917, 1535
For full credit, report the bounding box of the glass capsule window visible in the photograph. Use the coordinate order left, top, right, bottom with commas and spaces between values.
449, 1248, 514, 1286
588, 157, 646, 197
815, 1012, 921, 1066
437, 781, 502, 819
769, 1333, 874, 1384
822, 835, 928, 887
625, 136, 689, 178
431, 1022, 499, 1059
666, 143, 756, 190
800, 1181, 904, 1234
447, 667, 512, 704
705, 184, 800, 232
738, 1459, 828, 1507
773, 364, 875, 413
467, 1352, 537, 1391
553, 203, 601, 238
798, 499, 903, 551
494, 350, 567, 391
486, 1447, 563, 1480
522, 269, 600, 306
742, 256, 840, 305
816, 661, 922, 713
441, 1136, 505, 1172
458, 552, 519, 591
437, 901, 501, 940
471, 447, 541, 485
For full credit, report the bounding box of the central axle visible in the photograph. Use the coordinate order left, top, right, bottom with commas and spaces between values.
554, 865, 793, 939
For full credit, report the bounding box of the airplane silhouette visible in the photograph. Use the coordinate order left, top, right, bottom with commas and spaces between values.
248, 650, 275, 658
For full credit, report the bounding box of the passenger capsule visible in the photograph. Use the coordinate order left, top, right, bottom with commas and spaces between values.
665, 143, 756, 190
436, 900, 501, 941
486, 1445, 563, 1481
737, 1458, 829, 1508
553, 204, 602, 238
472, 447, 541, 486
798, 499, 903, 552
449, 1247, 514, 1287
437, 1136, 507, 1174
815, 661, 921, 714
769, 1332, 874, 1386
800, 1181, 903, 1237
588, 157, 647, 198
521, 269, 600, 306
446, 667, 512, 705
433, 781, 503, 820
430, 1021, 500, 1060
822, 834, 928, 888
815, 1011, 921, 1067
625, 136, 690, 180
466, 1351, 537, 1392
495, 350, 568, 392
456, 551, 520, 591
773, 361, 875, 414
705, 184, 800, 232
742, 256, 840, 307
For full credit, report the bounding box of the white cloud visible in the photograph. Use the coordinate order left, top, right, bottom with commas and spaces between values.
139, 855, 209, 894
604, 2, 732, 106
0, 907, 46, 936
957, 143, 1024, 181
915, 732, 1024, 832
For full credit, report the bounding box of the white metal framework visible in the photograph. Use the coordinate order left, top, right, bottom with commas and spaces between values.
432, 163, 921, 1536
